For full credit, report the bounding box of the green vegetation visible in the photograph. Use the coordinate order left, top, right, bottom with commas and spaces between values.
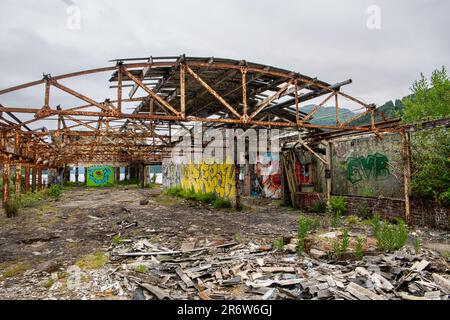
402, 67, 449, 123
297, 215, 320, 255
112, 234, 124, 245
413, 237, 422, 253
0, 261, 31, 278
4, 199, 20, 217
332, 228, 350, 258
371, 214, 408, 252
134, 265, 148, 273
3, 184, 64, 217
327, 196, 347, 227
212, 198, 232, 209
402, 67, 450, 206
272, 237, 285, 250
43, 278, 55, 289
47, 184, 63, 200
345, 215, 359, 225
307, 200, 327, 213
75, 252, 108, 270
164, 186, 232, 209
118, 178, 138, 186
64, 181, 84, 187
355, 237, 366, 260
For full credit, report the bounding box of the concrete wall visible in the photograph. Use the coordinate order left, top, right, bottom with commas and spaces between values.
162, 160, 236, 201
330, 133, 404, 199
86, 165, 114, 186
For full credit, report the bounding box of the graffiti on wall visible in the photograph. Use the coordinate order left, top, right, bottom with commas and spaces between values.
162, 163, 181, 188
86, 165, 114, 186
181, 161, 235, 200
252, 153, 281, 199
346, 153, 390, 184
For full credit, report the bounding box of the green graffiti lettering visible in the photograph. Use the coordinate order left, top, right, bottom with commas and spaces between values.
346, 153, 390, 184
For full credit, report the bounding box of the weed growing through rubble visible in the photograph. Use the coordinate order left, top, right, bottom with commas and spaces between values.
355, 237, 366, 259
327, 196, 347, 227
297, 215, 320, 255
413, 237, 422, 253
112, 234, 124, 245
333, 228, 350, 258
273, 237, 284, 250
135, 265, 148, 273
371, 214, 408, 252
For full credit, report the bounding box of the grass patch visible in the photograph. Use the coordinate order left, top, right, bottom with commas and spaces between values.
213, 198, 232, 209
164, 186, 232, 209
64, 181, 84, 187
75, 252, 108, 270
0, 261, 31, 278
118, 178, 138, 186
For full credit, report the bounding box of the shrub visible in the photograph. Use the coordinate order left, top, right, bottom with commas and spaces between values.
355, 237, 366, 259
371, 215, 408, 252
47, 184, 63, 199
327, 196, 347, 227
4, 199, 20, 217
297, 215, 320, 255
332, 228, 350, 258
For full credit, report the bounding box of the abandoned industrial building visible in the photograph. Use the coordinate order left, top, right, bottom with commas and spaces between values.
0, 55, 448, 300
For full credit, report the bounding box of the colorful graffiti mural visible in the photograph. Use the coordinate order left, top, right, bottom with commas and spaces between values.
86, 165, 114, 186
252, 153, 281, 199
181, 161, 236, 200
346, 153, 390, 184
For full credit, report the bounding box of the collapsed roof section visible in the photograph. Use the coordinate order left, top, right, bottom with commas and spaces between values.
0, 54, 400, 167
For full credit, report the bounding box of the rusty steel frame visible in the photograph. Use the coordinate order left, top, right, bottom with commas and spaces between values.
0, 55, 400, 177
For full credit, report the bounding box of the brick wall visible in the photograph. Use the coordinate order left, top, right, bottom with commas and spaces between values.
344, 195, 449, 230
294, 192, 449, 230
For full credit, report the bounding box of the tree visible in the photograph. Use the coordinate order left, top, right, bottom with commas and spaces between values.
402, 66, 450, 123
402, 67, 450, 206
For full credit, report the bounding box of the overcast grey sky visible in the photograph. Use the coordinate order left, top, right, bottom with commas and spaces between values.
0, 0, 448, 118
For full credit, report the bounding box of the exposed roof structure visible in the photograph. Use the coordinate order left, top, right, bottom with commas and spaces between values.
0, 54, 400, 167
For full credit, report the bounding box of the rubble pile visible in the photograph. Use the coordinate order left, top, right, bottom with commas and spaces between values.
103, 237, 449, 300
